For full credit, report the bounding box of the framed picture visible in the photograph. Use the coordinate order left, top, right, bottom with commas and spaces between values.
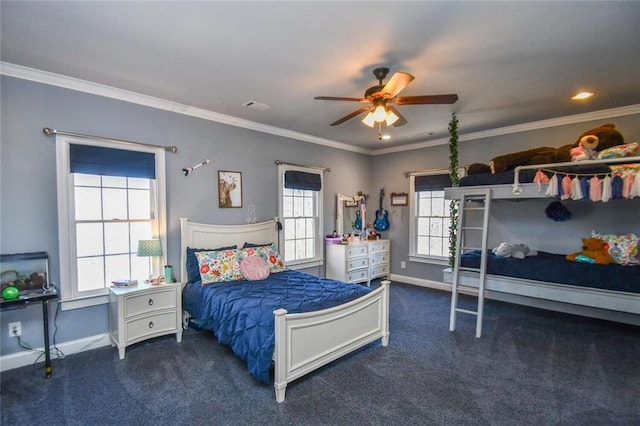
390, 192, 408, 206
218, 171, 243, 208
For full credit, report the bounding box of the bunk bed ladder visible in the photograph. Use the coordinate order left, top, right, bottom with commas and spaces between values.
449, 189, 491, 338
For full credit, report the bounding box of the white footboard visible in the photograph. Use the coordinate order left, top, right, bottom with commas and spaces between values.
273, 280, 390, 402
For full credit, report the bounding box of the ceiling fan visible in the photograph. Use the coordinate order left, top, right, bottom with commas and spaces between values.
314, 67, 458, 130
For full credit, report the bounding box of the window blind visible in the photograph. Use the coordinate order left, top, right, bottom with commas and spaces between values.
284, 170, 321, 191
414, 174, 451, 191
70, 144, 156, 179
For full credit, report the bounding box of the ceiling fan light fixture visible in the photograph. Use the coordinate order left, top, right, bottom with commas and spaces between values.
373, 105, 387, 122
385, 110, 399, 126
362, 112, 376, 127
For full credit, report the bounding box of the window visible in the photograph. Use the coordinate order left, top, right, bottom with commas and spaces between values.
409, 173, 453, 264
56, 136, 166, 309
278, 165, 323, 268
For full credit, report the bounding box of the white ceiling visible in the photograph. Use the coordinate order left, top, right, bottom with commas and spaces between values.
2, 1, 639, 152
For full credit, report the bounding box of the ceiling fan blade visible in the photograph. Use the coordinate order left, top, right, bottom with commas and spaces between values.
315, 96, 367, 102
394, 94, 459, 105
388, 106, 408, 127
330, 106, 371, 126
380, 72, 415, 99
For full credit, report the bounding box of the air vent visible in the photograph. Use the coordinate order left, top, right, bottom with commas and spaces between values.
242, 100, 271, 111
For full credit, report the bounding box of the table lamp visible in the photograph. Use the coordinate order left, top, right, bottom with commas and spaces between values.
137, 239, 163, 283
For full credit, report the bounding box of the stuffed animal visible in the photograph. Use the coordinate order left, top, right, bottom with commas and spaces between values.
492, 242, 536, 259
570, 133, 600, 161
467, 124, 625, 175
566, 237, 614, 265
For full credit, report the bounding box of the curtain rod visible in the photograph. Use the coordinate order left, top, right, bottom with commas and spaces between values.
43, 128, 178, 153
274, 160, 330, 172
403, 167, 449, 178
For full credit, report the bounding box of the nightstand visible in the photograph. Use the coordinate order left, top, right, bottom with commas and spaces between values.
108, 282, 182, 359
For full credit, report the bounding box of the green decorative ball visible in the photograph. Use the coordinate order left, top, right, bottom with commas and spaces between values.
2, 286, 19, 300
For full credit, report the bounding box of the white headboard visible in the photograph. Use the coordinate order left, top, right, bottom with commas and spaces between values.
179, 217, 279, 283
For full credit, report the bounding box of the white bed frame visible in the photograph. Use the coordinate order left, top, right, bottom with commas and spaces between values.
179, 218, 390, 402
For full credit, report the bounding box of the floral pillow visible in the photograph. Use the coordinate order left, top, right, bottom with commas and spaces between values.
597, 142, 638, 160
243, 244, 285, 273
239, 255, 270, 281
195, 249, 244, 285
591, 231, 639, 266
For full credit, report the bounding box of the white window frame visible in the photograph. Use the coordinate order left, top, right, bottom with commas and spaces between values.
408, 170, 461, 266
56, 135, 167, 310
277, 164, 324, 269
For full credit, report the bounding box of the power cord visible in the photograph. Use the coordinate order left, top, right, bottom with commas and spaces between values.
14, 301, 66, 371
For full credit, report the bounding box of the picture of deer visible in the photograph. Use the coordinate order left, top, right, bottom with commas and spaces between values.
218, 171, 242, 208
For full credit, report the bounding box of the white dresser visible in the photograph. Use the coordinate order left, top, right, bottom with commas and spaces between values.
109, 282, 182, 359
325, 239, 390, 286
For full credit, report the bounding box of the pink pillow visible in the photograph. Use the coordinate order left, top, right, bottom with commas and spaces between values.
240, 255, 270, 281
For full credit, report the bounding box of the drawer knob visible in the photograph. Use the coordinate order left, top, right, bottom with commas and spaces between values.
148, 298, 154, 306
148, 321, 154, 329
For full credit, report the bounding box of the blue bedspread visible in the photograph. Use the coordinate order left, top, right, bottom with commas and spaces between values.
461, 250, 640, 293
182, 270, 372, 383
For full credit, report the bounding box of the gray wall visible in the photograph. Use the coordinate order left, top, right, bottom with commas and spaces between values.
1, 74, 638, 357
0, 76, 371, 355
371, 114, 640, 282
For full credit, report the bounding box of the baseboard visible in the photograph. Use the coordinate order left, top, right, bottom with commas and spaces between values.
389, 274, 451, 291
0, 333, 112, 373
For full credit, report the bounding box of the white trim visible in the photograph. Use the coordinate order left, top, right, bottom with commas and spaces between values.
0, 62, 371, 155
0, 333, 111, 373
3, 62, 637, 157
372, 104, 640, 155
390, 274, 452, 292
55, 135, 167, 310
277, 164, 324, 267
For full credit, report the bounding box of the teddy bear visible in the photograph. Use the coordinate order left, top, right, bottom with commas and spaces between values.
466, 124, 625, 175
492, 242, 537, 259
570, 133, 600, 162
566, 237, 614, 265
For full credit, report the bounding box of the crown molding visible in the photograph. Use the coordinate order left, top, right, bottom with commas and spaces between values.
0, 62, 372, 155
372, 104, 640, 156
3, 62, 635, 158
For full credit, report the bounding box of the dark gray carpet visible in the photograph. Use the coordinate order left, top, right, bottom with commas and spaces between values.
2, 282, 639, 425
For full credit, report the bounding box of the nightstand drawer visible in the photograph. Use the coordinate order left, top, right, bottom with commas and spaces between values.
125, 289, 176, 318
126, 311, 177, 342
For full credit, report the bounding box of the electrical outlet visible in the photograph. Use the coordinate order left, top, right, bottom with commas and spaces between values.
9, 321, 21, 337
401, 261, 406, 269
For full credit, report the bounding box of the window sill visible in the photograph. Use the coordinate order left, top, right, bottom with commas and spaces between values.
409, 255, 450, 267
61, 294, 108, 311
286, 258, 324, 270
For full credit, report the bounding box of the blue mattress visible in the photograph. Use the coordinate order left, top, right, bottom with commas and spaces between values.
460, 250, 640, 294
182, 270, 372, 384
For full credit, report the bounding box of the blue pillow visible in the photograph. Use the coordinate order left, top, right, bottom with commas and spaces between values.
242, 242, 272, 248
186, 246, 236, 283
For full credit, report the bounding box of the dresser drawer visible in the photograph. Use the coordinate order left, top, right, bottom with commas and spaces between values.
346, 269, 369, 283
371, 252, 389, 266
346, 245, 368, 258
370, 241, 389, 255
370, 264, 389, 279
125, 289, 176, 318
347, 257, 369, 272
126, 311, 177, 342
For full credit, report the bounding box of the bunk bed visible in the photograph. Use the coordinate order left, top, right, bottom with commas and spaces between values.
179, 218, 390, 402
444, 156, 640, 336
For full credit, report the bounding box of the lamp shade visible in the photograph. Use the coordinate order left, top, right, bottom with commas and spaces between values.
137, 239, 163, 257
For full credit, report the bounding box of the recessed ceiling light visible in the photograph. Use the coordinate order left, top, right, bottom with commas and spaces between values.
242, 100, 271, 111
571, 91, 594, 100
381, 134, 391, 140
